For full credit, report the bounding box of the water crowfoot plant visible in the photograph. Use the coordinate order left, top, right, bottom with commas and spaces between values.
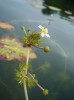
16, 25, 50, 100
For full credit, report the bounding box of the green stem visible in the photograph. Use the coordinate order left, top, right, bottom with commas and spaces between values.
26, 47, 30, 73
28, 72, 44, 91
23, 47, 30, 100
23, 79, 29, 100
32, 45, 43, 50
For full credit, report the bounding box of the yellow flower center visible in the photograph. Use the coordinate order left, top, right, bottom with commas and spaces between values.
42, 28, 46, 34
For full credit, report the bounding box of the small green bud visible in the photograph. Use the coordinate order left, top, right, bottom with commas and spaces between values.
21, 26, 27, 36
21, 26, 24, 30
43, 89, 48, 95
44, 46, 50, 52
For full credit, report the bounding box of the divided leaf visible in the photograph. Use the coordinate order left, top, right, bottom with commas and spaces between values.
23, 32, 43, 46
28, 77, 36, 88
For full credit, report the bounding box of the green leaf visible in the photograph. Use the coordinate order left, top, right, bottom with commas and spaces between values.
19, 62, 29, 71
15, 69, 24, 85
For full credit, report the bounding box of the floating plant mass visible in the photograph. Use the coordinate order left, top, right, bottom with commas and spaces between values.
0, 21, 14, 30
0, 37, 36, 61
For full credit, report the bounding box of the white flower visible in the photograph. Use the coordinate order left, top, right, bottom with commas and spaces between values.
38, 25, 50, 38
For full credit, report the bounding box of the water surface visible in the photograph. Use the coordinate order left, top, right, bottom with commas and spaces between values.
0, 0, 74, 100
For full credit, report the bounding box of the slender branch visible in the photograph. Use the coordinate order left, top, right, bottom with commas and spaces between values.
28, 72, 44, 91
32, 45, 43, 50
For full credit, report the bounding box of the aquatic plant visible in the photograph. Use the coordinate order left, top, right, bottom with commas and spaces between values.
0, 25, 50, 100
16, 25, 50, 100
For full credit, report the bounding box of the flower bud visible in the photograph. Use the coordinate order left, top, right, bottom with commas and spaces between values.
43, 89, 48, 95
44, 46, 50, 52
21, 26, 24, 30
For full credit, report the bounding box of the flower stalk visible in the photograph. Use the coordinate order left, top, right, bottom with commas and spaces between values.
23, 46, 30, 100
28, 72, 44, 91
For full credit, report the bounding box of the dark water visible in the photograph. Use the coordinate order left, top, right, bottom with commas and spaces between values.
0, 0, 74, 100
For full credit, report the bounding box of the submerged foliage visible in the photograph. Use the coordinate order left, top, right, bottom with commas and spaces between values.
22, 26, 50, 52
16, 62, 38, 88
23, 32, 43, 46
16, 62, 28, 84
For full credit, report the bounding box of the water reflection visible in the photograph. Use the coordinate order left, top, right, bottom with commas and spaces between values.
43, 0, 74, 14
30, 0, 74, 22
42, 0, 74, 22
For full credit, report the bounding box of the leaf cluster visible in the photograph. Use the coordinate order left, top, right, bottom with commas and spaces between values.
15, 62, 29, 84
28, 77, 36, 88
23, 32, 43, 46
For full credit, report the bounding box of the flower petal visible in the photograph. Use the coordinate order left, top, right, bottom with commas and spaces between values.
38, 25, 43, 29
41, 33, 44, 37
46, 34, 50, 38
45, 28, 48, 34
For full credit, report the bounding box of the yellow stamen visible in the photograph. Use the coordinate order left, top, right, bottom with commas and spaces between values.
42, 28, 46, 34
